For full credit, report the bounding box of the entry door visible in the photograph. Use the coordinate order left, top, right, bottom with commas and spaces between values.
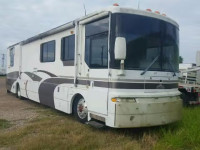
86, 32, 109, 115
82, 17, 110, 115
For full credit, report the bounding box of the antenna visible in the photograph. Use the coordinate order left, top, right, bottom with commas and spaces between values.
138, 0, 140, 9
82, 0, 87, 16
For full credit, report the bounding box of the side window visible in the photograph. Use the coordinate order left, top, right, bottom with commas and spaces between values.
40, 40, 55, 62
85, 17, 109, 69
61, 35, 75, 61
85, 33, 108, 68
10, 48, 14, 67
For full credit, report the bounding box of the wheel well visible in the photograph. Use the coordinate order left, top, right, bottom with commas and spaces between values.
16, 82, 20, 93
179, 88, 187, 94
71, 93, 83, 114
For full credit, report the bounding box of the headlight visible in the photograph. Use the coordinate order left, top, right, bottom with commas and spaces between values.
111, 98, 137, 103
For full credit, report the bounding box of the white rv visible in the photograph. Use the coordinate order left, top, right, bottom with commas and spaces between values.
6, 6, 182, 128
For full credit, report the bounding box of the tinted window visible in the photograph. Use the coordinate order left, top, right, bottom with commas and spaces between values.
10, 48, 14, 67
85, 38, 90, 65
85, 17, 109, 37
85, 17, 109, 69
85, 33, 108, 68
41, 40, 55, 62
61, 35, 75, 61
110, 13, 179, 72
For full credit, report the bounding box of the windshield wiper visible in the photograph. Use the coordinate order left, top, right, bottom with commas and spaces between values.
167, 58, 176, 76
141, 55, 160, 75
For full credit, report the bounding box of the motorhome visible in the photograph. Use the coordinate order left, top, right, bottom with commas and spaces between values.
6, 6, 182, 128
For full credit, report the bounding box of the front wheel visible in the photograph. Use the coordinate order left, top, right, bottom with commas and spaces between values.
73, 97, 88, 123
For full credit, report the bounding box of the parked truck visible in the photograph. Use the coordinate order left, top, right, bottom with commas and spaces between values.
179, 51, 200, 105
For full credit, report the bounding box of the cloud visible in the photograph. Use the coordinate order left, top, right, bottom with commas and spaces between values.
0, 0, 200, 63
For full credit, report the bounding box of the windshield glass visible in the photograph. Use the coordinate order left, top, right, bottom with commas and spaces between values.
110, 13, 179, 72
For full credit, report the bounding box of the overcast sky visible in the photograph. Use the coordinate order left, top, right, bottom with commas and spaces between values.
0, 0, 200, 63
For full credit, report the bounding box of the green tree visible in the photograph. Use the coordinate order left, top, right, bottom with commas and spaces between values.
179, 56, 183, 63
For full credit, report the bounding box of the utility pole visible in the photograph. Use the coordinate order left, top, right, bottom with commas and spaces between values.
2, 54, 5, 68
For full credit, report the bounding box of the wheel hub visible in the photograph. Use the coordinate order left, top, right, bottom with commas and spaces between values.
77, 98, 88, 119
18, 88, 21, 97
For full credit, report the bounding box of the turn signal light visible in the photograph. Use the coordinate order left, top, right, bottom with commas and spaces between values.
162, 13, 166, 16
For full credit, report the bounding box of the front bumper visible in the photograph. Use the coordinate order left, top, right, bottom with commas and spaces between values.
113, 96, 182, 128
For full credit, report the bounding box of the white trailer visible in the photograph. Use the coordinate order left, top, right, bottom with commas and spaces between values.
196, 51, 200, 66
179, 51, 200, 105
6, 6, 182, 128
0, 53, 6, 75
179, 64, 200, 105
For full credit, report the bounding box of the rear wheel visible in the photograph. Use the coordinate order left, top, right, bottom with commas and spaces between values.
73, 97, 88, 123
16, 84, 23, 99
180, 92, 190, 106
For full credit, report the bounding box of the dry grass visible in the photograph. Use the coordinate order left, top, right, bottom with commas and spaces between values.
1, 77, 200, 150
0, 104, 158, 150
0, 119, 12, 129
0, 94, 200, 150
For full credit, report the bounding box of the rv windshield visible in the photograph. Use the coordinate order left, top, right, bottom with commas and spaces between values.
110, 13, 179, 72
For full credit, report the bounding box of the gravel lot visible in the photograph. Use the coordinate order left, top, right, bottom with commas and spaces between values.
0, 77, 38, 129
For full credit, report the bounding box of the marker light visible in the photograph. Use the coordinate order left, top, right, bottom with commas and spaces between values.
113, 3, 119, 6
111, 98, 117, 102
146, 9, 152, 12
155, 11, 160, 14
162, 13, 166, 16
70, 31, 74, 34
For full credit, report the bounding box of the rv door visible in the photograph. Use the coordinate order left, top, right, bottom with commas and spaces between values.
79, 16, 110, 115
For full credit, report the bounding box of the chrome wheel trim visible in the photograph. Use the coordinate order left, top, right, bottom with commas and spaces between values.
77, 98, 88, 119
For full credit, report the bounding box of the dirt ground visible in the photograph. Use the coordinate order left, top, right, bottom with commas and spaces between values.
0, 77, 38, 130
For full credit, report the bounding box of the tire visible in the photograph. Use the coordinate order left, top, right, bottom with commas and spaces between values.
6, 90, 11, 93
180, 92, 190, 106
16, 84, 23, 100
73, 96, 88, 123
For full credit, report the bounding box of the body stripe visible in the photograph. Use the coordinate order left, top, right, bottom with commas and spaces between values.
39, 78, 74, 108
37, 70, 57, 77
6, 71, 19, 91
24, 72, 42, 81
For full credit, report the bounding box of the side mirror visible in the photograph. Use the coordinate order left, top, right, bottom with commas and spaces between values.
114, 37, 126, 60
